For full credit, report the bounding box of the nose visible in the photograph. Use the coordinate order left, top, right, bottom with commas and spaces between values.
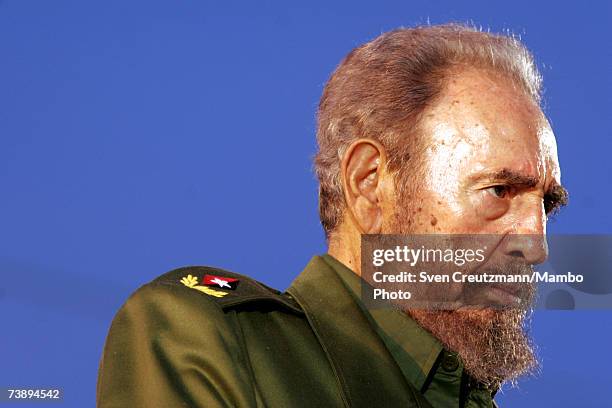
503, 233, 548, 265
502, 204, 548, 265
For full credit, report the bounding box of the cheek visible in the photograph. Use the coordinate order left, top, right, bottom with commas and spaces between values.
386, 202, 431, 233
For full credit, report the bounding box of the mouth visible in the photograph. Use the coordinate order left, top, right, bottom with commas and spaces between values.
482, 284, 523, 307
461, 280, 528, 308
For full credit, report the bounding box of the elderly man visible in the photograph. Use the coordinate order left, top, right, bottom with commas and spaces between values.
97, 24, 567, 408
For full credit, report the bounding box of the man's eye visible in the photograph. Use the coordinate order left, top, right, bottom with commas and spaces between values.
485, 185, 511, 199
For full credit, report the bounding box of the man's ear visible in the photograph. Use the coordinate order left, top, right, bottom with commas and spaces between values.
340, 139, 387, 234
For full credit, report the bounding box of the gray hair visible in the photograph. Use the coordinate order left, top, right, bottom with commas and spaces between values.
314, 24, 542, 238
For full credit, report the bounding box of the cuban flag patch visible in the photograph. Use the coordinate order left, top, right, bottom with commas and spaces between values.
202, 274, 239, 290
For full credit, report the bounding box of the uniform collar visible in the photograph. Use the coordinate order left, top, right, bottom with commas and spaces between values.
313, 254, 499, 408
320, 254, 445, 391
287, 255, 433, 408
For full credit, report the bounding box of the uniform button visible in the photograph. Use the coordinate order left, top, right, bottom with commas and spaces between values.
441, 352, 460, 372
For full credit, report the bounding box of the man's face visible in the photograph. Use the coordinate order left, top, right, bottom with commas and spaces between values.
387, 67, 564, 387
393, 67, 562, 239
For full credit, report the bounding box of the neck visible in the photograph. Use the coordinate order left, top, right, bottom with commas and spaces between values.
327, 225, 362, 276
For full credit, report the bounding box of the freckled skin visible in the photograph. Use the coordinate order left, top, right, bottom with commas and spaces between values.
403, 68, 561, 241
430, 214, 438, 226
327, 67, 558, 381
329, 67, 563, 285
380, 68, 563, 304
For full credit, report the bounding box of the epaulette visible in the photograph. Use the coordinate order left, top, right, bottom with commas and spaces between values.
151, 265, 303, 315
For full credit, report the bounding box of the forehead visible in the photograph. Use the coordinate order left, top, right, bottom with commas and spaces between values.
419, 67, 560, 183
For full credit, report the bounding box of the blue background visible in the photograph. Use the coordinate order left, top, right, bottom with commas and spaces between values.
1, 1, 610, 406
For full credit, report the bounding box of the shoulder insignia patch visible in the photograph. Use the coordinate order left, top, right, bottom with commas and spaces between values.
202, 274, 239, 290
154, 266, 303, 315
180, 274, 228, 298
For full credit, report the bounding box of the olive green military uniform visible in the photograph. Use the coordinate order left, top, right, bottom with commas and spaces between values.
97, 255, 499, 407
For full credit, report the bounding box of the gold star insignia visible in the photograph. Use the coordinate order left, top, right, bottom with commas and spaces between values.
180, 274, 228, 298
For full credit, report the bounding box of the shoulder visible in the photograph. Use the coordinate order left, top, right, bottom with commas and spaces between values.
127, 265, 303, 316
100, 266, 295, 407
103, 265, 305, 358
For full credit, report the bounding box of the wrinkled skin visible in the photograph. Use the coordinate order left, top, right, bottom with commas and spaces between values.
394, 67, 561, 241
329, 67, 567, 387
390, 68, 564, 307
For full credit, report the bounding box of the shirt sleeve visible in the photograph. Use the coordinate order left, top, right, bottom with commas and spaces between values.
96, 282, 257, 408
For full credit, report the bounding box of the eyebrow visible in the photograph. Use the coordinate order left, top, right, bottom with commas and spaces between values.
472, 168, 539, 188
544, 183, 569, 215
487, 168, 540, 188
